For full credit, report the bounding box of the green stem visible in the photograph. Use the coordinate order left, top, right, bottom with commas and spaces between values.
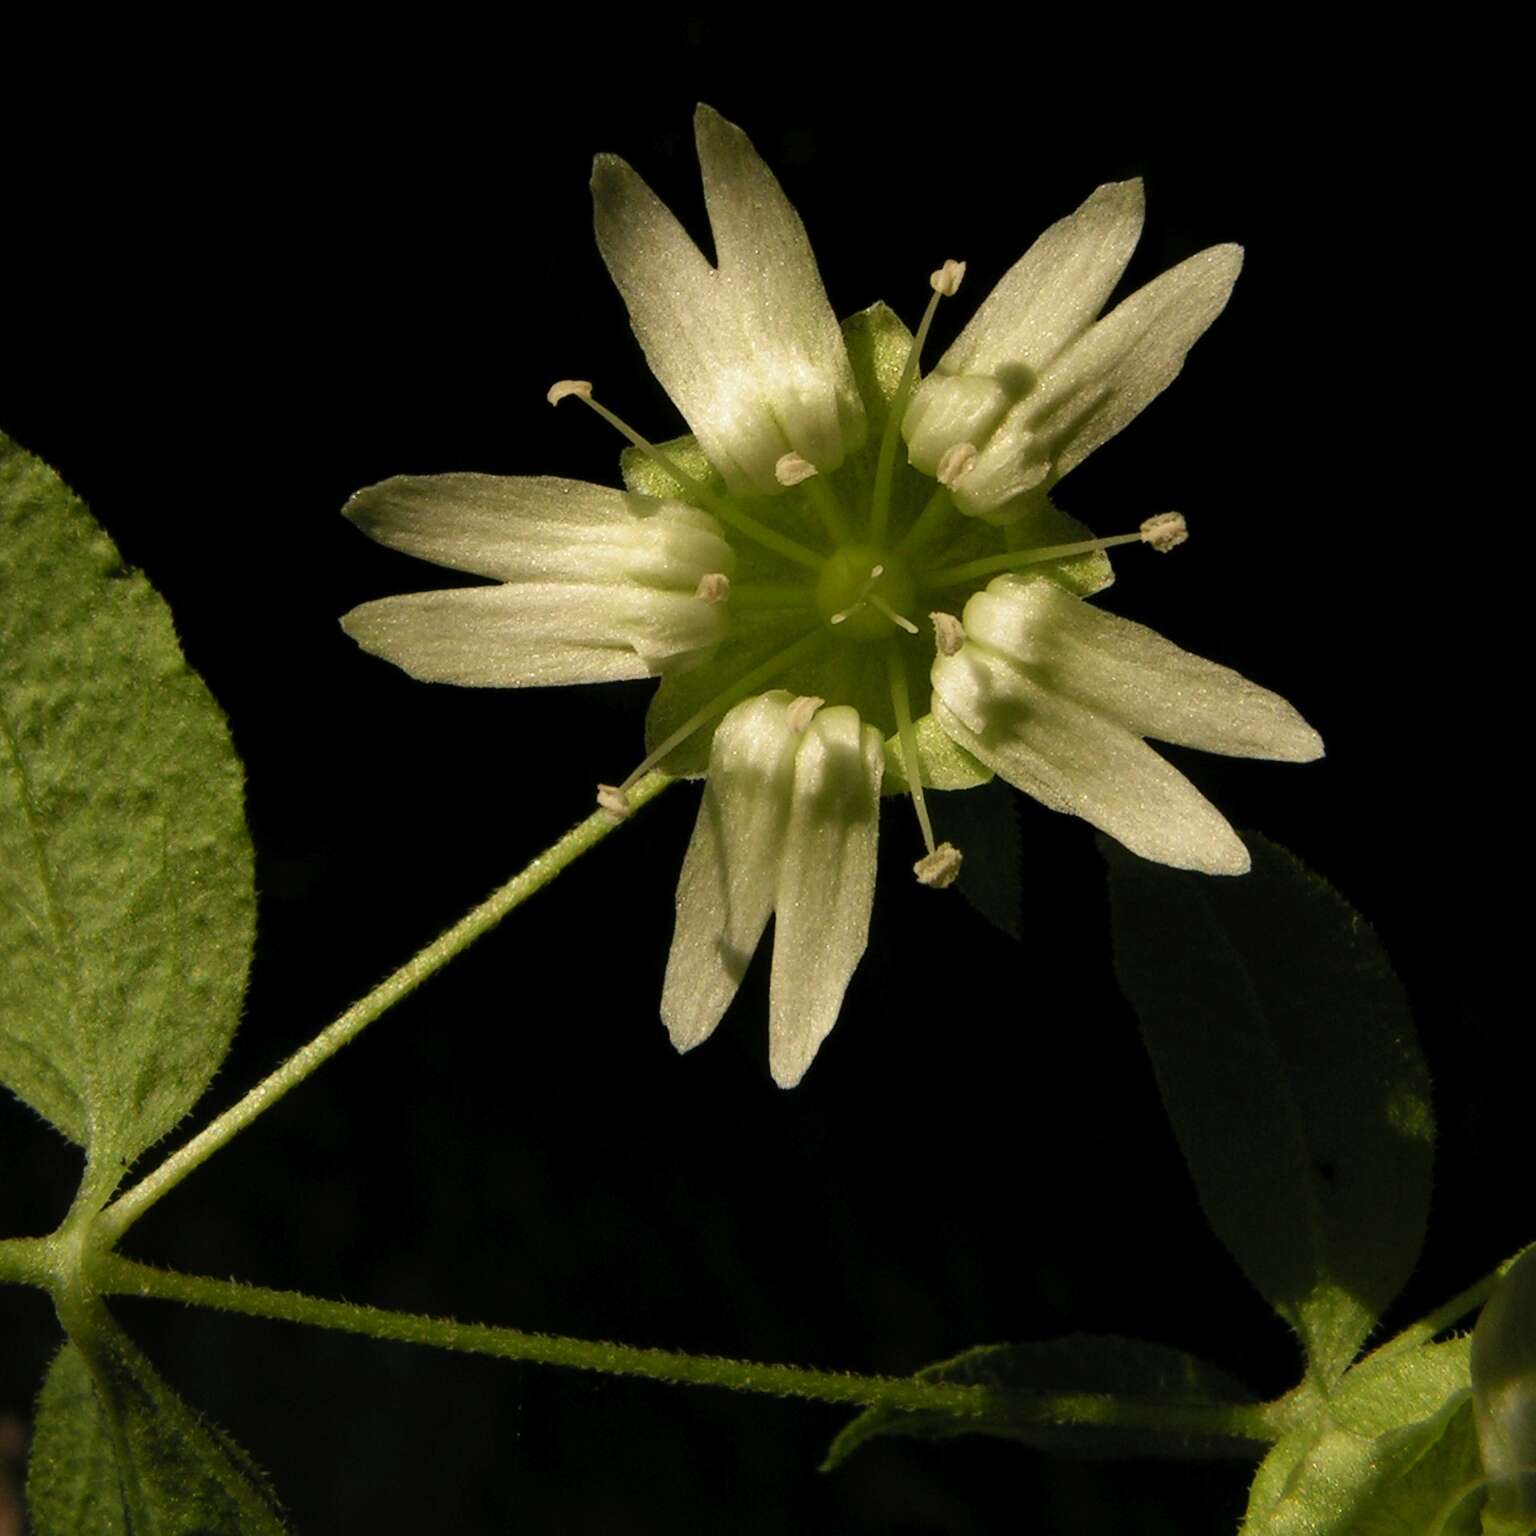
91, 1254, 1282, 1446
1365, 1241, 1535, 1363
93, 773, 674, 1248
0, 1236, 53, 1288
97, 1254, 986, 1415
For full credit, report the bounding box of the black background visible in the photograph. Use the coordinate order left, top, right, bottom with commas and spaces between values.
0, 21, 1514, 1534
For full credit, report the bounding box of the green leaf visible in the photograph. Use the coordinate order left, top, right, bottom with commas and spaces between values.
0, 433, 254, 1188
28, 1328, 288, 1535
1244, 1339, 1487, 1534
825, 1334, 1265, 1471
1104, 834, 1433, 1383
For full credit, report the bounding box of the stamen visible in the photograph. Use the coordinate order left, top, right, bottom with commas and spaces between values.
914, 843, 963, 889
612, 628, 828, 793
921, 514, 1190, 589
894, 485, 958, 559
694, 572, 731, 604
936, 442, 978, 487
547, 379, 828, 572
786, 695, 824, 733
774, 452, 818, 487
930, 611, 965, 657
596, 784, 631, 820
886, 643, 938, 857
1140, 511, 1188, 552
798, 468, 853, 543
870, 257, 966, 544
929, 260, 967, 297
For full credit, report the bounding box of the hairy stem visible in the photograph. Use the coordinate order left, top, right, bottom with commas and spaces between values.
94, 1254, 1282, 1445
94, 773, 674, 1247
0, 1237, 53, 1288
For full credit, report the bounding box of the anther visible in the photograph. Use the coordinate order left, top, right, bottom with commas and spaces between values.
914, 842, 964, 889
694, 572, 731, 604
547, 379, 594, 405
929, 260, 966, 297
786, 695, 824, 733
774, 451, 818, 487
1140, 511, 1188, 553
596, 784, 631, 820
936, 442, 978, 487
930, 611, 965, 657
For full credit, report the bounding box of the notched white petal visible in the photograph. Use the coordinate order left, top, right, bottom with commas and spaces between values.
769, 707, 883, 1087
938, 180, 1146, 378
964, 576, 1323, 762
1030, 243, 1244, 481
931, 660, 1251, 876
592, 107, 865, 496
930, 580, 1310, 876
662, 693, 802, 1054
342, 478, 733, 686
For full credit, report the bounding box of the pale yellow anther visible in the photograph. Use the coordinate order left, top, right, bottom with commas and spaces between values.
930, 611, 965, 657
774, 451, 818, 487
936, 442, 978, 487
694, 572, 731, 605
786, 695, 824, 733
1140, 511, 1188, 553
914, 842, 963, 888
546, 379, 594, 406
596, 783, 631, 820
929, 260, 966, 297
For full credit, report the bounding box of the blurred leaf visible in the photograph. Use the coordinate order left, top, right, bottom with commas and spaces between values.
1104, 833, 1433, 1383
0, 433, 253, 1186
1244, 1338, 1485, 1534
28, 1328, 288, 1535
825, 1334, 1265, 1471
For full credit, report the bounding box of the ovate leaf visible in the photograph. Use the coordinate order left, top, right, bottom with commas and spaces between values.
28, 1329, 288, 1535
1104, 834, 1433, 1383
1244, 1338, 1486, 1534
825, 1334, 1265, 1471
0, 433, 253, 1183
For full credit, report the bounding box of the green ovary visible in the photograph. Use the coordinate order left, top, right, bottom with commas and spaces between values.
815, 545, 917, 642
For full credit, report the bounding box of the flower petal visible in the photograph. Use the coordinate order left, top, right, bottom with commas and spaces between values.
962, 577, 1323, 761
941, 179, 1146, 378
768, 706, 883, 1087
344, 474, 732, 587
1027, 242, 1244, 483
661, 693, 802, 1054
903, 181, 1143, 478
932, 644, 1250, 875
340, 582, 723, 688
592, 106, 864, 496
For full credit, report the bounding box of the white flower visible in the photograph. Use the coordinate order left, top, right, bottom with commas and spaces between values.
341, 106, 1321, 1085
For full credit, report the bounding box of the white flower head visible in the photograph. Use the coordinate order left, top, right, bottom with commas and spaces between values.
341, 106, 1321, 1086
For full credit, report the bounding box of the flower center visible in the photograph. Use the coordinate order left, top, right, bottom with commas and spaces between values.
816, 546, 916, 641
